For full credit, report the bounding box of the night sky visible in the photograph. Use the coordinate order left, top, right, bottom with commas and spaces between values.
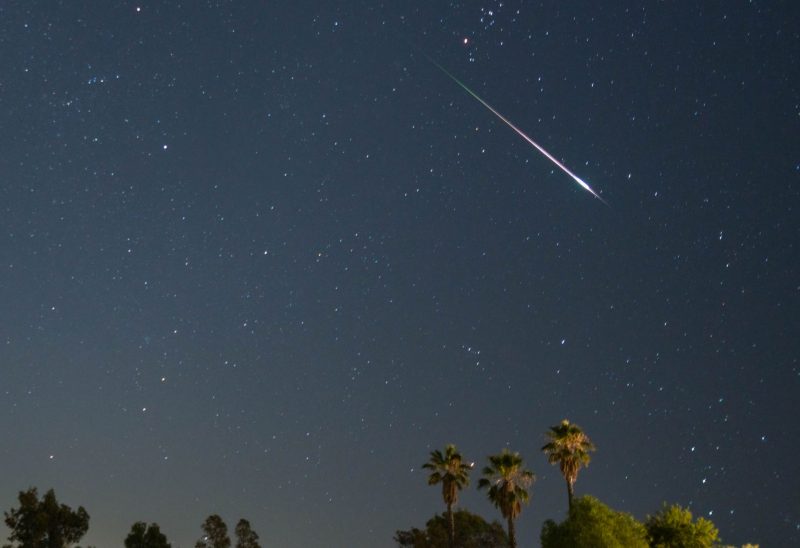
1, 1, 798, 547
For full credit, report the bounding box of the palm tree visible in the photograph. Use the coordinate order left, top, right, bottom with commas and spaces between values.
422, 444, 473, 548
541, 419, 596, 510
477, 449, 535, 548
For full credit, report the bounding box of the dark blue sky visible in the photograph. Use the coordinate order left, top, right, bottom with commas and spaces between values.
1, 1, 797, 546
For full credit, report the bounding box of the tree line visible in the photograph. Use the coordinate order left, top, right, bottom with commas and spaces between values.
399, 418, 756, 548
1, 488, 260, 548
0, 419, 758, 547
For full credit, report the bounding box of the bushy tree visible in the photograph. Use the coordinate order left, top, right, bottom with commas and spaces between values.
195, 515, 230, 548
394, 509, 508, 548
234, 519, 260, 548
422, 444, 472, 548
124, 522, 171, 548
645, 503, 719, 548
3, 487, 90, 548
540, 495, 648, 548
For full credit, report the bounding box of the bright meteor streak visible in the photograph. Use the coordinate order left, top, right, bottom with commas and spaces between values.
428, 58, 607, 205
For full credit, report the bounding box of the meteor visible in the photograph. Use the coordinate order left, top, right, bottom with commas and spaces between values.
428, 58, 607, 205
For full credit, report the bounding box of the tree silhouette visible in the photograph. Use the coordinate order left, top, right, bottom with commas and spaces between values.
124, 522, 171, 548
234, 519, 260, 548
422, 444, 472, 548
195, 515, 230, 548
541, 419, 595, 509
394, 509, 508, 547
477, 450, 534, 548
3, 487, 89, 548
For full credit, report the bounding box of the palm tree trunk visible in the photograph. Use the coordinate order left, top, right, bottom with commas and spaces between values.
507, 516, 516, 548
447, 502, 454, 548
567, 478, 575, 511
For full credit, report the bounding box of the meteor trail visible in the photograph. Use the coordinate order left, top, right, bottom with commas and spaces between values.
428, 57, 607, 205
